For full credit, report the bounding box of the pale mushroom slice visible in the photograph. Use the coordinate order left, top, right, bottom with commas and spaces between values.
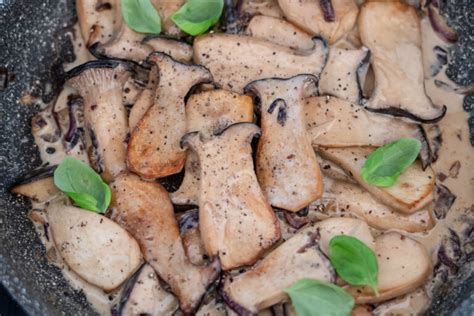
318, 47, 370, 104
193, 34, 328, 93
143, 35, 193, 62
181, 123, 281, 270
346, 232, 432, 304
241, 0, 284, 19
110, 173, 220, 313
66, 60, 131, 181
128, 66, 159, 131
318, 147, 435, 214
359, 1, 446, 123
127, 53, 213, 179
46, 204, 142, 291
245, 75, 323, 212
12, 167, 60, 203
221, 224, 335, 314
178, 209, 208, 266
277, 0, 359, 44
76, 0, 117, 46
171, 90, 254, 205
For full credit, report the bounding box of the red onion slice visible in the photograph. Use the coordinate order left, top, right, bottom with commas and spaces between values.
428, 5, 458, 43
319, 0, 336, 22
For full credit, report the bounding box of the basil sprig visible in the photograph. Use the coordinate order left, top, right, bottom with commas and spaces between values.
121, 0, 162, 34
285, 279, 354, 316
53, 157, 111, 213
171, 0, 224, 36
360, 138, 421, 187
329, 235, 379, 295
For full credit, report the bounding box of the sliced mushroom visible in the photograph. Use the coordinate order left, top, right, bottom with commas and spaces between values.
66, 60, 131, 181
144, 36, 193, 62
317, 155, 356, 183
76, 0, 117, 46
372, 288, 429, 316
318, 147, 435, 214
152, 0, 185, 36
12, 166, 59, 203
110, 173, 220, 313
245, 15, 314, 51
222, 224, 335, 314
47, 203, 142, 291
178, 209, 208, 266
181, 123, 281, 270
193, 34, 328, 93
241, 0, 284, 19
277, 0, 359, 44
346, 232, 432, 304
117, 264, 179, 316
318, 47, 370, 104
127, 53, 213, 179
128, 66, 159, 131
171, 89, 254, 205
245, 75, 323, 212
359, 1, 446, 123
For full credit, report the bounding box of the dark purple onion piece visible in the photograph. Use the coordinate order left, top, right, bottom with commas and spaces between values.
319, 0, 336, 22
65, 96, 83, 143
220, 289, 255, 316
428, 5, 458, 43
283, 209, 310, 229
437, 245, 459, 274
178, 209, 199, 235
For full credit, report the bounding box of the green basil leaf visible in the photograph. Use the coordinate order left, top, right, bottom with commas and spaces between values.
171, 0, 224, 36
285, 279, 354, 316
360, 137, 421, 187
329, 235, 379, 295
54, 157, 111, 213
121, 0, 161, 34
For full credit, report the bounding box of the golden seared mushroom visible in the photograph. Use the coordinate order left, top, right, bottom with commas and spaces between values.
346, 232, 432, 304
245, 75, 323, 212
277, 0, 359, 44
171, 89, 254, 205
127, 53, 213, 179
66, 60, 131, 181
110, 173, 220, 313
181, 123, 281, 270
359, 1, 446, 123
76, 0, 117, 46
193, 34, 328, 92
46, 204, 142, 291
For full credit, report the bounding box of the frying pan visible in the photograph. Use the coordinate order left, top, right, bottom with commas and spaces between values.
0, 0, 472, 315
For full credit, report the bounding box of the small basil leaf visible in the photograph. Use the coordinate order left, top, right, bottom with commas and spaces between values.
285, 279, 354, 316
171, 0, 224, 36
121, 0, 161, 34
54, 157, 111, 213
360, 138, 421, 187
329, 235, 379, 295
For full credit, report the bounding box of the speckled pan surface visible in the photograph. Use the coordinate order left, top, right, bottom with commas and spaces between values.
0, 0, 472, 315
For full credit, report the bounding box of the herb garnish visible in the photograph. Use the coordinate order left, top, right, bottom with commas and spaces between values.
171, 0, 224, 36
121, 0, 162, 34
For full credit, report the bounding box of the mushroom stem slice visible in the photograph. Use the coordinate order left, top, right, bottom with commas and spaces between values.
245, 75, 323, 212
110, 173, 220, 313
182, 123, 281, 270
127, 53, 213, 179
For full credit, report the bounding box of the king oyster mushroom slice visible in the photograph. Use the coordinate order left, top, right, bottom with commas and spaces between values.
143, 36, 193, 63
346, 232, 432, 304
128, 66, 159, 131
318, 147, 435, 214
117, 264, 179, 316
171, 89, 254, 205
318, 47, 370, 104
359, 1, 446, 123
178, 209, 208, 266
245, 15, 315, 51
127, 53, 213, 179
193, 34, 328, 93
277, 0, 359, 44
245, 75, 323, 212
76, 0, 117, 46
47, 203, 142, 291
317, 155, 356, 183
110, 173, 220, 313
66, 60, 131, 182
12, 166, 60, 203
181, 123, 281, 270
241, 0, 284, 19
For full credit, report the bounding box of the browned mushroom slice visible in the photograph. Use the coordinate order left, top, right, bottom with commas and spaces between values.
346, 232, 432, 304
245, 75, 323, 212
127, 53, 213, 179
181, 123, 281, 270
47, 203, 142, 291
318, 47, 370, 104
277, 0, 359, 44
222, 225, 335, 314
66, 60, 131, 181
110, 173, 220, 313
143, 36, 193, 62
193, 34, 328, 92
359, 2, 446, 123
76, 0, 117, 46
171, 90, 254, 205
318, 147, 435, 214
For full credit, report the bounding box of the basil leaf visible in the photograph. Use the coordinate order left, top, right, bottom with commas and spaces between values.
121, 0, 161, 34
360, 138, 421, 187
171, 0, 224, 36
329, 235, 379, 295
285, 279, 354, 316
54, 157, 111, 213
